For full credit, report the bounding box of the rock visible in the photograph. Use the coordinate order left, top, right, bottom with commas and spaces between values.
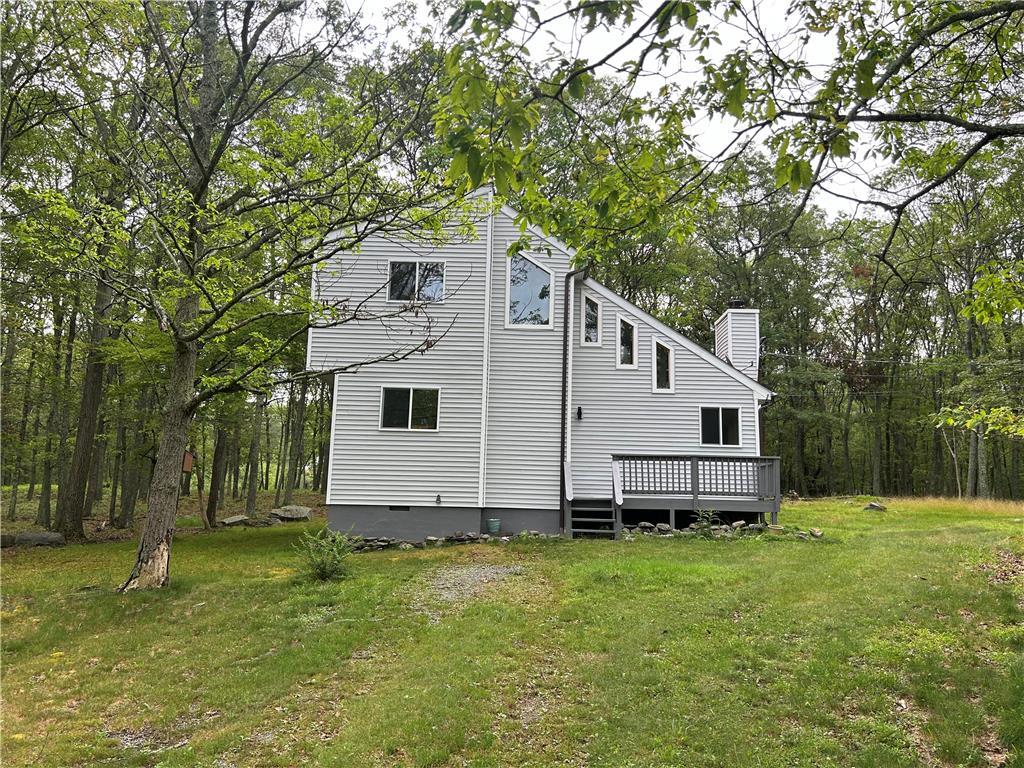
731, 520, 746, 529
767, 524, 784, 533
412, 541, 425, 549
480, 534, 490, 541
269, 505, 312, 521
655, 523, 672, 533
796, 532, 810, 540
425, 536, 439, 544
864, 501, 887, 512
499, 536, 511, 544
637, 521, 655, 531
809, 528, 823, 538
785, 490, 801, 501
243, 517, 274, 527
528, 530, 540, 537
14, 531, 65, 547
398, 542, 414, 551
1, 533, 16, 548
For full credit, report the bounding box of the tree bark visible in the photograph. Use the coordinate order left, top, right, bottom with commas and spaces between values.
283, 378, 307, 505
205, 426, 228, 527
245, 393, 265, 517
55, 274, 113, 540
38, 298, 75, 528
119, 324, 199, 591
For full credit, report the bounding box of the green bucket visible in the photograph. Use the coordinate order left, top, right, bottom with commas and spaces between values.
486, 518, 501, 535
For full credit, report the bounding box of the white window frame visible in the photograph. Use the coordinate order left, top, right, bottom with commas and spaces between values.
698, 405, 743, 448
378, 386, 441, 432
385, 259, 447, 304
504, 251, 554, 330
616, 314, 638, 369
580, 293, 602, 346
651, 337, 675, 393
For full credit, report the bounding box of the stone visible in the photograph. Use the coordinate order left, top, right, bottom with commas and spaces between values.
528, 530, 540, 537
412, 541, 425, 549
809, 528, 824, 538
425, 536, 439, 543
637, 521, 655, 531
655, 523, 672, 533
767, 524, 784, 533
1, 533, 16, 548
480, 534, 490, 541
731, 520, 746, 529
269, 505, 312, 521
14, 531, 65, 547
398, 542, 414, 551
864, 501, 887, 512
499, 536, 511, 544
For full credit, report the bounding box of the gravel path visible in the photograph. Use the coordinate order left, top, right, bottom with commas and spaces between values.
413, 564, 524, 622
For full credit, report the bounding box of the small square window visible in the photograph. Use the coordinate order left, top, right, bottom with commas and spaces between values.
380, 387, 439, 430
700, 407, 740, 446
388, 261, 416, 302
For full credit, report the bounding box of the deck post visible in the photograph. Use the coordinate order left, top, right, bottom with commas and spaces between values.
690, 456, 699, 509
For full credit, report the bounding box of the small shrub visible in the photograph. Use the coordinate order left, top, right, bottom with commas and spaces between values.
294, 528, 356, 581
693, 508, 722, 538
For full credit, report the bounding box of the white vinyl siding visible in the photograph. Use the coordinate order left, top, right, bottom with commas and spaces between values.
310, 225, 487, 507
484, 213, 572, 509
570, 281, 760, 499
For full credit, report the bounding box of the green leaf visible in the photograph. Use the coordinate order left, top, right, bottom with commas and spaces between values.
467, 146, 483, 187
855, 56, 877, 99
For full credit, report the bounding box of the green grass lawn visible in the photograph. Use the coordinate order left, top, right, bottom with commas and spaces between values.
2, 497, 1022, 767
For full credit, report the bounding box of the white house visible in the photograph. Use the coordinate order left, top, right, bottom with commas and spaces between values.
306, 198, 779, 539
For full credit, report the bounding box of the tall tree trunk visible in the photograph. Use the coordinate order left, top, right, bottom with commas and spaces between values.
38, 299, 72, 528
245, 394, 265, 517
230, 423, 241, 500
119, 325, 199, 591
117, 390, 150, 530
274, 385, 293, 507
55, 274, 113, 540
283, 378, 307, 505
205, 427, 228, 527
966, 429, 979, 498
108, 421, 125, 525
976, 426, 991, 498
84, 411, 107, 519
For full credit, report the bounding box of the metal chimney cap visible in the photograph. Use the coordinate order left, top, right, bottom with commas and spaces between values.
728, 298, 747, 309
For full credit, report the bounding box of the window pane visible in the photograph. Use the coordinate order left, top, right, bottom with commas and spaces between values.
722, 408, 740, 445
417, 262, 445, 302
381, 388, 410, 428
410, 388, 439, 430
584, 297, 599, 343
701, 407, 720, 444
655, 342, 671, 389
508, 254, 551, 325
388, 261, 416, 301
619, 320, 634, 365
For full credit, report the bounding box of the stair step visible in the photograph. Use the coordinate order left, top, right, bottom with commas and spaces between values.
571, 517, 615, 523
571, 528, 617, 534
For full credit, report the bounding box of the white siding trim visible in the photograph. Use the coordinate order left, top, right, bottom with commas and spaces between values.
697, 404, 744, 448
586, 278, 772, 399
504, 251, 555, 330
477, 204, 494, 506
615, 314, 638, 370
651, 337, 675, 393
565, 276, 575, 466
325, 374, 340, 504
753, 390, 762, 454
580, 292, 602, 347
377, 385, 442, 432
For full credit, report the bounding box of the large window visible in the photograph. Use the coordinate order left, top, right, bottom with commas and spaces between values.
700, 406, 740, 446
507, 253, 552, 326
617, 315, 637, 368
388, 260, 445, 303
380, 387, 440, 430
652, 339, 674, 392
581, 294, 601, 345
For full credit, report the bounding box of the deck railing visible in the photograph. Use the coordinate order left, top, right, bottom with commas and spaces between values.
612, 454, 781, 507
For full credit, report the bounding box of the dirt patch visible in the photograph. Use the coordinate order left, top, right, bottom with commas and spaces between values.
412, 564, 524, 623
893, 697, 946, 768
978, 550, 1024, 609
104, 724, 188, 753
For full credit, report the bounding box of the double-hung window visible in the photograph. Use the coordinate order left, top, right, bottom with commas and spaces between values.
700, 406, 740, 446
652, 338, 674, 392
380, 387, 440, 430
581, 294, 601, 345
617, 315, 637, 369
388, 260, 445, 303
507, 253, 552, 327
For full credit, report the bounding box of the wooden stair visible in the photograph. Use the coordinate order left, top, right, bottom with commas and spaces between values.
569, 498, 618, 539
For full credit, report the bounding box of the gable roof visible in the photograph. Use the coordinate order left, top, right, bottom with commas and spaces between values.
581, 277, 774, 400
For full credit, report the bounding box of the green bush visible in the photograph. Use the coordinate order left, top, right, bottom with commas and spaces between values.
294, 528, 356, 581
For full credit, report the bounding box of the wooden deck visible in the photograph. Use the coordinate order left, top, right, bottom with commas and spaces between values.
566, 455, 781, 538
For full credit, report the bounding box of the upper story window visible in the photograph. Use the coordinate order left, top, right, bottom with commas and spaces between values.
617, 315, 637, 369
581, 294, 601, 345
700, 406, 740, 446
388, 260, 445, 303
507, 253, 552, 327
380, 387, 439, 430
652, 339, 674, 392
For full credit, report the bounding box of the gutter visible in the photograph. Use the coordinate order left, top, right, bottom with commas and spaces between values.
559, 264, 589, 532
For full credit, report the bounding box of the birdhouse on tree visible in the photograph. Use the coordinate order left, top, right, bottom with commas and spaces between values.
181, 449, 195, 473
